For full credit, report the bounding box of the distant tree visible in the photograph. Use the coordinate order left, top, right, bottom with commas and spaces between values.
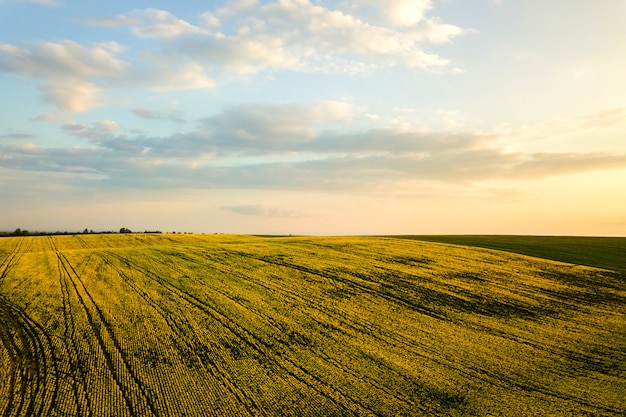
119, 227, 132, 234
12, 228, 22, 236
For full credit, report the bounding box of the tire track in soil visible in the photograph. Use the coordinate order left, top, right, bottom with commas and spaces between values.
62, 237, 621, 416
0, 295, 60, 417
111, 248, 368, 416
48, 236, 92, 417
0, 237, 26, 281
171, 250, 433, 416
53, 245, 159, 417
73, 235, 262, 417
209, 250, 479, 415
71, 235, 258, 417
239, 249, 625, 416
94, 250, 257, 417
160, 246, 465, 415
1, 236, 60, 417
98, 248, 279, 416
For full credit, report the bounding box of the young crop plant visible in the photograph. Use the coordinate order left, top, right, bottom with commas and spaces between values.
0, 234, 624, 416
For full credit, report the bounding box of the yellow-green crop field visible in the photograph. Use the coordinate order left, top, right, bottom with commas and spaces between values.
1, 234, 624, 416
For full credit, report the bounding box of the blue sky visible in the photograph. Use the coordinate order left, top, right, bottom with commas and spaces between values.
1, 0, 625, 235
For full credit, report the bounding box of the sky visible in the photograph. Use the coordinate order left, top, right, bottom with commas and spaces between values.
1, 0, 625, 235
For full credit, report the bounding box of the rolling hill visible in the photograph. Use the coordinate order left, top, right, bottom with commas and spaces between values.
1, 234, 624, 416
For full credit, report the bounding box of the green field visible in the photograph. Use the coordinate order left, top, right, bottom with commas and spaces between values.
1, 234, 625, 416
388, 235, 626, 275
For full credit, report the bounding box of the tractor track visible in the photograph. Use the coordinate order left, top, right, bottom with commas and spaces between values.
100, 247, 364, 416
49, 236, 92, 416
0, 237, 26, 281
51, 239, 159, 417
0, 237, 60, 417
94, 250, 260, 416
71, 235, 261, 416
0, 295, 60, 417
167, 248, 436, 415
229, 249, 625, 415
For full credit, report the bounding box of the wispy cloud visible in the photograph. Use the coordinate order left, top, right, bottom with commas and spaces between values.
223, 205, 306, 218
1, 132, 36, 140
500, 108, 626, 139
1, 2, 462, 114
199, 101, 355, 152
3, 104, 626, 196
80, 1, 462, 74
0, 41, 127, 112
79, 8, 207, 39
131, 108, 186, 124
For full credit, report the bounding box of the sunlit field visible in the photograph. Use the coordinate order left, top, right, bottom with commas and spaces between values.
1, 234, 624, 416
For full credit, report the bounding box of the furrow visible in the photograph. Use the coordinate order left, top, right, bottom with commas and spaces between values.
55, 250, 158, 417
179, 256, 429, 415
100, 250, 265, 416
52, 236, 91, 417
98, 252, 248, 416
118, 253, 361, 415
0, 237, 25, 281
0, 296, 59, 417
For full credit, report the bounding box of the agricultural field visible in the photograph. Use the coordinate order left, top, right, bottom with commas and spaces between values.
391, 235, 626, 275
0, 234, 625, 416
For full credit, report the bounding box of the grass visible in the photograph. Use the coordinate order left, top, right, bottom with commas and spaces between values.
0, 234, 625, 416
386, 235, 626, 276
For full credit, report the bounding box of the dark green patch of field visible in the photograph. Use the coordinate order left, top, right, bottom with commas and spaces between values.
388, 235, 626, 275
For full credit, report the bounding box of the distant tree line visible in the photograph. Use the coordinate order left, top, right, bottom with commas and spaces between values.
0, 228, 164, 237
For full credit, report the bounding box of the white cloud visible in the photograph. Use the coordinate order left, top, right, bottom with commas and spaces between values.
216, 0, 260, 16
338, 0, 440, 29
1, 3, 465, 114
0, 41, 127, 79
79, 9, 206, 39
201, 101, 355, 150
0, 41, 127, 112
376, 0, 433, 27
131, 9, 205, 39
173, 33, 301, 75
99, 120, 120, 131
77, 2, 463, 78
199, 13, 221, 28
40, 81, 102, 112
255, 0, 456, 69
414, 18, 464, 44
0, 37, 216, 113
144, 62, 216, 91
